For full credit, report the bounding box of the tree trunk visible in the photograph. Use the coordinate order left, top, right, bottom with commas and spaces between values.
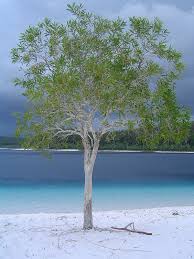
83, 140, 99, 230
83, 164, 93, 229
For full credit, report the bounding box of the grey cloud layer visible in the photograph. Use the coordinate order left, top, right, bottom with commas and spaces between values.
0, 0, 193, 135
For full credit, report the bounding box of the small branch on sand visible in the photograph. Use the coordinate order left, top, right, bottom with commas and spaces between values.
111, 222, 152, 236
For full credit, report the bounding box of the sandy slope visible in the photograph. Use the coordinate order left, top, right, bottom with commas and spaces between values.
0, 206, 194, 259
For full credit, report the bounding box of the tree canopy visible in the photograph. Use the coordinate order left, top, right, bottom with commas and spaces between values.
11, 3, 190, 150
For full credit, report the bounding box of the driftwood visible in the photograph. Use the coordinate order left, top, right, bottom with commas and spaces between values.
111, 222, 152, 236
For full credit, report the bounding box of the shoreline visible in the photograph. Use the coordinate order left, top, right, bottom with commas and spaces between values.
0, 147, 194, 154
0, 205, 194, 217
1, 206, 194, 258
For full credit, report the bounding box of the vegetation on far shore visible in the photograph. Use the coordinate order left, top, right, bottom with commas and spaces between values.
1, 122, 194, 150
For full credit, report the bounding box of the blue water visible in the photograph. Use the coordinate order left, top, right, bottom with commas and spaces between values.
0, 150, 194, 213
1, 181, 194, 214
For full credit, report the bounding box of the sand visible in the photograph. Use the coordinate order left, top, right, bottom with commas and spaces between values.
0, 206, 194, 259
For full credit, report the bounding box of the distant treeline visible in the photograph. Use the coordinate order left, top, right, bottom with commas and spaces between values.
1, 122, 194, 151
0, 136, 22, 148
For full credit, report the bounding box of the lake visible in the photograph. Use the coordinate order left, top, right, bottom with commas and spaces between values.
0, 149, 194, 213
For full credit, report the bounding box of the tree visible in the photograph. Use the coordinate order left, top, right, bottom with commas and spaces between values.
11, 3, 190, 229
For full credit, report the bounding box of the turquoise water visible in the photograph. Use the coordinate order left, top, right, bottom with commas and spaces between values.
0, 150, 194, 214
1, 181, 194, 214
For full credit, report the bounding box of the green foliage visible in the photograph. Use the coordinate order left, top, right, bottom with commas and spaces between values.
11, 3, 191, 150
190, 121, 194, 146
1, 124, 194, 150
138, 78, 191, 149
46, 126, 194, 151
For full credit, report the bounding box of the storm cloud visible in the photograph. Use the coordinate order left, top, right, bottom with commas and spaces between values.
0, 0, 193, 135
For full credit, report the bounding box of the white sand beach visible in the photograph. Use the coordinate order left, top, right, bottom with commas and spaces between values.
0, 206, 194, 259
1, 148, 194, 153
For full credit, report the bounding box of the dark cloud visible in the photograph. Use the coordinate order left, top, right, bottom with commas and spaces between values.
0, 0, 193, 136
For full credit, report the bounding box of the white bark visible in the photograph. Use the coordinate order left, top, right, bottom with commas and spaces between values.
83, 140, 99, 230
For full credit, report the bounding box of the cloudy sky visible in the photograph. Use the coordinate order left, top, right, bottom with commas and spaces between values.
0, 0, 193, 136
